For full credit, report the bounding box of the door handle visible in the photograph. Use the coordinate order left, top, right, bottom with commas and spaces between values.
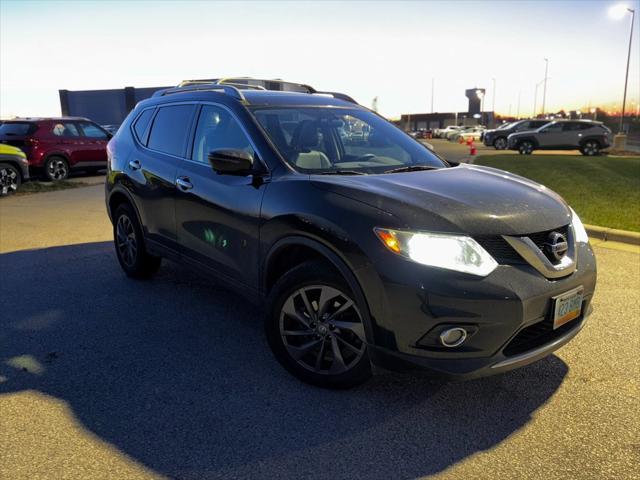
129, 159, 141, 170
176, 176, 193, 191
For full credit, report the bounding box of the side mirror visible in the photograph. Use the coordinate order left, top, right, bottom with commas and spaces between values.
208, 149, 253, 175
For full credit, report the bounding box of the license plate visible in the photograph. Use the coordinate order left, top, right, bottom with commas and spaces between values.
552, 287, 584, 329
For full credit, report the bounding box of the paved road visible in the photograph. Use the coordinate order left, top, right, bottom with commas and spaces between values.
1, 185, 638, 480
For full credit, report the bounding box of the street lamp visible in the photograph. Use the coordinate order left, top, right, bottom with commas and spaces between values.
491, 78, 496, 126
590, 107, 597, 121
609, 3, 635, 137
541, 58, 549, 116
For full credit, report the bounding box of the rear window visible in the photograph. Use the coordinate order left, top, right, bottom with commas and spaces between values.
0, 122, 37, 136
147, 105, 195, 157
133, 108, 155, 143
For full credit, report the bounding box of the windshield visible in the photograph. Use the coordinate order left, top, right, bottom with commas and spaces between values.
497, 122, 513, 130
250, 107, 447, 174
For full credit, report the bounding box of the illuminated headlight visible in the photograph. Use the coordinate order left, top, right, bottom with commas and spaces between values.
374, 228, 498, 277
571, 208, 589, 243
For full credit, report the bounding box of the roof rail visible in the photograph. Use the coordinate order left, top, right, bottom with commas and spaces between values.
153, 77, 358, 105
153, 84, 247, 102
311, 91, 358, 105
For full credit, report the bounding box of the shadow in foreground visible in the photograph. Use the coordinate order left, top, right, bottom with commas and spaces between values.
0, 242, 568, 479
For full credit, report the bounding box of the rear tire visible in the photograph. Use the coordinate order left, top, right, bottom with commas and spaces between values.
44, 156, 69, 181
494, 137, 507, 150
113, 203, 161, 279
0, 163, 21, 196
518, 140, 534, 155
580, 140, 600, 156
266, 261, 372, 389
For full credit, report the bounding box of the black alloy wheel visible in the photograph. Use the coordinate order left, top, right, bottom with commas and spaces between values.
266, 261, 372, 388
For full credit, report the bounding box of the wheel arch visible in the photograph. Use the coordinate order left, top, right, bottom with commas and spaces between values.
579, 136, 603, 147
43, 151, 71, 165
517, 136, 539, 148
107, 185, 143, 227
0, 157, 26, 181
263, 235, 374, 344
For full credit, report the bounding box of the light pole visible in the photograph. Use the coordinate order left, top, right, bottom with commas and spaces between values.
609, 4, 635, 135
491, 78, 496, 126
533, 79, 546, 118
516, 90, 521, 119
431, 77, 435, 114
541, 58, 549, 117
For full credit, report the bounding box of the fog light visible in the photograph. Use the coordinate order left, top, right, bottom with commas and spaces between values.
439, 327, 467, 348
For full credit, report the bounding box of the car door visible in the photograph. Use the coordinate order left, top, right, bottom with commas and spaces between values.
129, 103, 196, 251
50, 121, 85, 164
536, 122, 565, 147
175, 103, 268, 289
77, 121, 110, 164
561, 122, 585, 147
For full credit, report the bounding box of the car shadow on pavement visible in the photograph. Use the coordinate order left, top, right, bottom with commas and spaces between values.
0, 242, 569, 480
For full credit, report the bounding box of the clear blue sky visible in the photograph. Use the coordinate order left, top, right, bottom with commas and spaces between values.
1, 0, 639, 118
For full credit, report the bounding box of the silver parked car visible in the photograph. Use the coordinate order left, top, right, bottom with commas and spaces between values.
507, 120, 612, 155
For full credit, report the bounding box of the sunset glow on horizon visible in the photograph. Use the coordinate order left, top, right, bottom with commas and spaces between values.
1, 0, 639, 119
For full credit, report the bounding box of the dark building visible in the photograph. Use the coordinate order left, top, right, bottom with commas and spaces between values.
59, 86, 170, 125
401, 87, 493, 131
465, 88, 485, 115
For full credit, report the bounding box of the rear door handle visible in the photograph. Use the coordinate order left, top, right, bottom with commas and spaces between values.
129, 159, 141, 170
176, 176, 193, 191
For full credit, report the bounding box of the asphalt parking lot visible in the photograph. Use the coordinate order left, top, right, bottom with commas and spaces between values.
1, 185, 638, 480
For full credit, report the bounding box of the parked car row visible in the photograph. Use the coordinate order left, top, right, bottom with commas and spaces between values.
487, 119, 611, 156
0, 117, 113, 194
431, 118, 611, 156
508, 120, 611, 155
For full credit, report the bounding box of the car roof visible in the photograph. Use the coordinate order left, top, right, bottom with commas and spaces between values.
144, 88, 357, 109
5, 117, 92, 122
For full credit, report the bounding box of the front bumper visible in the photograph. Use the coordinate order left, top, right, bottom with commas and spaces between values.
364, 242, 597, 378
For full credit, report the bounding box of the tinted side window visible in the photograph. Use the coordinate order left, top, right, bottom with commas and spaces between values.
541, 122, 563, 132
133, 108, 155, 144
515, 122, 531, 131
147, 105, 195, 157
562, 122, 587, 132
52, 122, 80, 137
0, 122, 37, 136
191, 105, 254, 163
79, 122, 108, 139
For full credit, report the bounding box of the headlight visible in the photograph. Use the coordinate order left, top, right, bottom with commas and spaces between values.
374, 228, 498, 277
570, 208, 589, 243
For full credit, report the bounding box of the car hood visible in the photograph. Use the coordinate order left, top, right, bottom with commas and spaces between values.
310, 164, 571, 236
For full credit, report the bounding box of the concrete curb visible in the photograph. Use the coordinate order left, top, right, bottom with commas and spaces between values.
585, 224, 640, 246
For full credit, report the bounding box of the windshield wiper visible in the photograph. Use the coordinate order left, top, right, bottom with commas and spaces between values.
318, 170, 367, 175
383, 165, 440, 174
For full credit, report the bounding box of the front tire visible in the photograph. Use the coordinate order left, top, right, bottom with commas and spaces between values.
581, 140, 600, 156
44, 156, 69, 181
494, 137, 508, 150
266, 261, 372, 389
0, 163, 21, 196
113, 203, 161, 279
518, 140, 534, 155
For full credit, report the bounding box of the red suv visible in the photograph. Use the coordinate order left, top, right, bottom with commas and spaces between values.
0, 117, 112, 180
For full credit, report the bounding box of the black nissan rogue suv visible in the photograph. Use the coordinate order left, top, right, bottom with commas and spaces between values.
105, 78, 597, 389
